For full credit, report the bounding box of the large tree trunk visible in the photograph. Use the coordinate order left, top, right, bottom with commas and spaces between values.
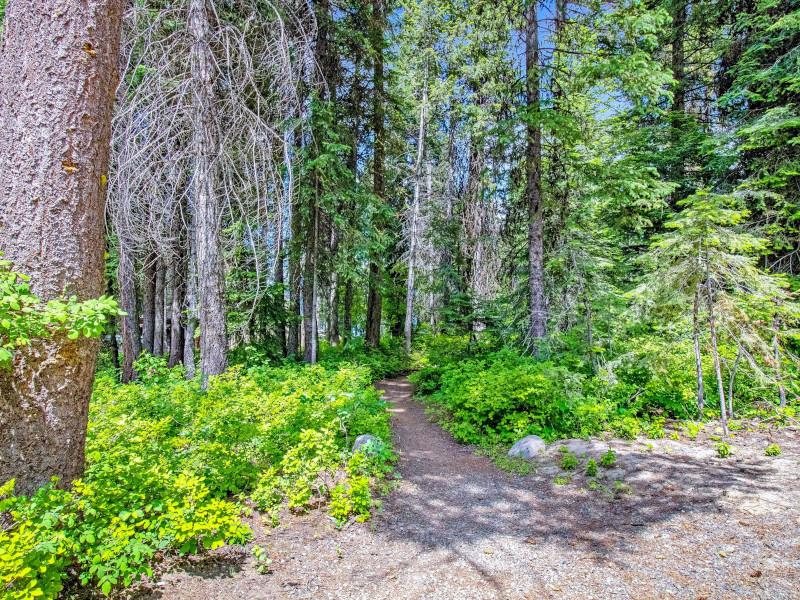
190, 0, 227, 384
405, 76, 427, 353
118, 235, 141, 383
526, 1, 547, 347
0, 0, 124, 495
141, 253, 157, 354
365, 0, 385, 349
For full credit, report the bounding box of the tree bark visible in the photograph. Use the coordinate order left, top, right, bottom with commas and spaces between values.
287, 126, 303, 358
106, 276, 121, 375
693, 287, 705, 418
344, 279, 353, 343
184, 222, 198, 379
303, 205, 318, 364
365, 0, 385, 349
168, 257, 185, 368
705, 258, 728, 434
118, 235, 141, 383
405, 74, 427, 354
0, 0, 124, 495
141, 253, 157, 354
153, 258, 165, 356
190, 0, 227, 384
774, 317, 787, 407
526, 0, 547, 347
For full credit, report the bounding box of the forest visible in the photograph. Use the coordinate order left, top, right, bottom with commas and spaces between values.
0, 0, 799, 598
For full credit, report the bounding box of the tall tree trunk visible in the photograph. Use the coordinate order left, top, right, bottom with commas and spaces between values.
327, 206, 340, 345
365, 0, 385, 349
184, 223, 198, 379
774, 317, 787, 407
303, 204, 318, 363
274, 234, 287, 357
118, 235, 141, 383
526, 0, 547, 347
729, 339, 742, 418
669, 0, 687, 206
153, 258, 165, 356
141, 253, 157, 354
693, 287, 705, 418
705, 257, 728, 434
0, 0, 124, 495
168, 257, 185, 368
190, 0, 227, 384
287, 124, 303, 358
405, 74, 427, 353
106, 276, 121, 375
344, 279, 353, 343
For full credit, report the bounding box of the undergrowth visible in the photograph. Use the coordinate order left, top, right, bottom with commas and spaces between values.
0, 354, 394, 600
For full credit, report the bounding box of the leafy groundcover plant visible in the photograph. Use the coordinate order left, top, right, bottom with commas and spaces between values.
0, 360, 394, 600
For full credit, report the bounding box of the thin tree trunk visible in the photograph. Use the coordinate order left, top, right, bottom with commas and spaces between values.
0, 0, 124, 495
344, 279, 353, 343
774, 317, 787, 407
693, 287, 705, 418
583, 289, 597, 373
153, 258, 165, 356
184, 223, 198, 379
190, 0, 227, 384
274, 224, 287, 357
168, 257, 185, 368
728, 340, 742, 418
118, 235, 141, 383
405, 73, 427, 354
303, 204, 318, 363
328, 226, 340, 346
141, 253, 157, 354
526, 0, 547, 347
705, 258, 728, 434
106, 276, 121, 375
365, 0, 385, 349
287, 125, 303, 358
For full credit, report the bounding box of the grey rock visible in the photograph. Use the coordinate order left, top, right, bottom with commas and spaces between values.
603, 467, 626, 482
508, 435, 546, 458
549, 438, 611, 457
352, 434, 382, 455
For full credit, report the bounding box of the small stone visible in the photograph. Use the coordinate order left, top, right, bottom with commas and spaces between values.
508, 435, 546, 458
352, 434, 381, 455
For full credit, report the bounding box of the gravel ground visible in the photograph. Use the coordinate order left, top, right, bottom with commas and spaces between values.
127, 377, 800, 600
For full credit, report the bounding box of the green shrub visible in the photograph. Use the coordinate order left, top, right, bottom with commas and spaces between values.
561, 452, 579, 470
600, 448, 617, 467
647, 417, 666, 439
765, 444, 782, 456
611, 416, 642, 440
716, 441, 732, 458
585, 459, 598, 476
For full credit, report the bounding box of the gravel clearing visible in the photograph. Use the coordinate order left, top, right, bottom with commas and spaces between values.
128, 377, 800, 600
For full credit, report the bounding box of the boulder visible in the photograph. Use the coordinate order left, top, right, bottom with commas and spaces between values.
508, 435, 546, 459
352, 434, 382, 455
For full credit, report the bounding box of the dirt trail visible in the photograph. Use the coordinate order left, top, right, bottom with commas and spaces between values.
132, 376, 800, 600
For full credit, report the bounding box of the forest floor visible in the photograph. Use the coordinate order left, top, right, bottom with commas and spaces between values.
127, 377, 800, 600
